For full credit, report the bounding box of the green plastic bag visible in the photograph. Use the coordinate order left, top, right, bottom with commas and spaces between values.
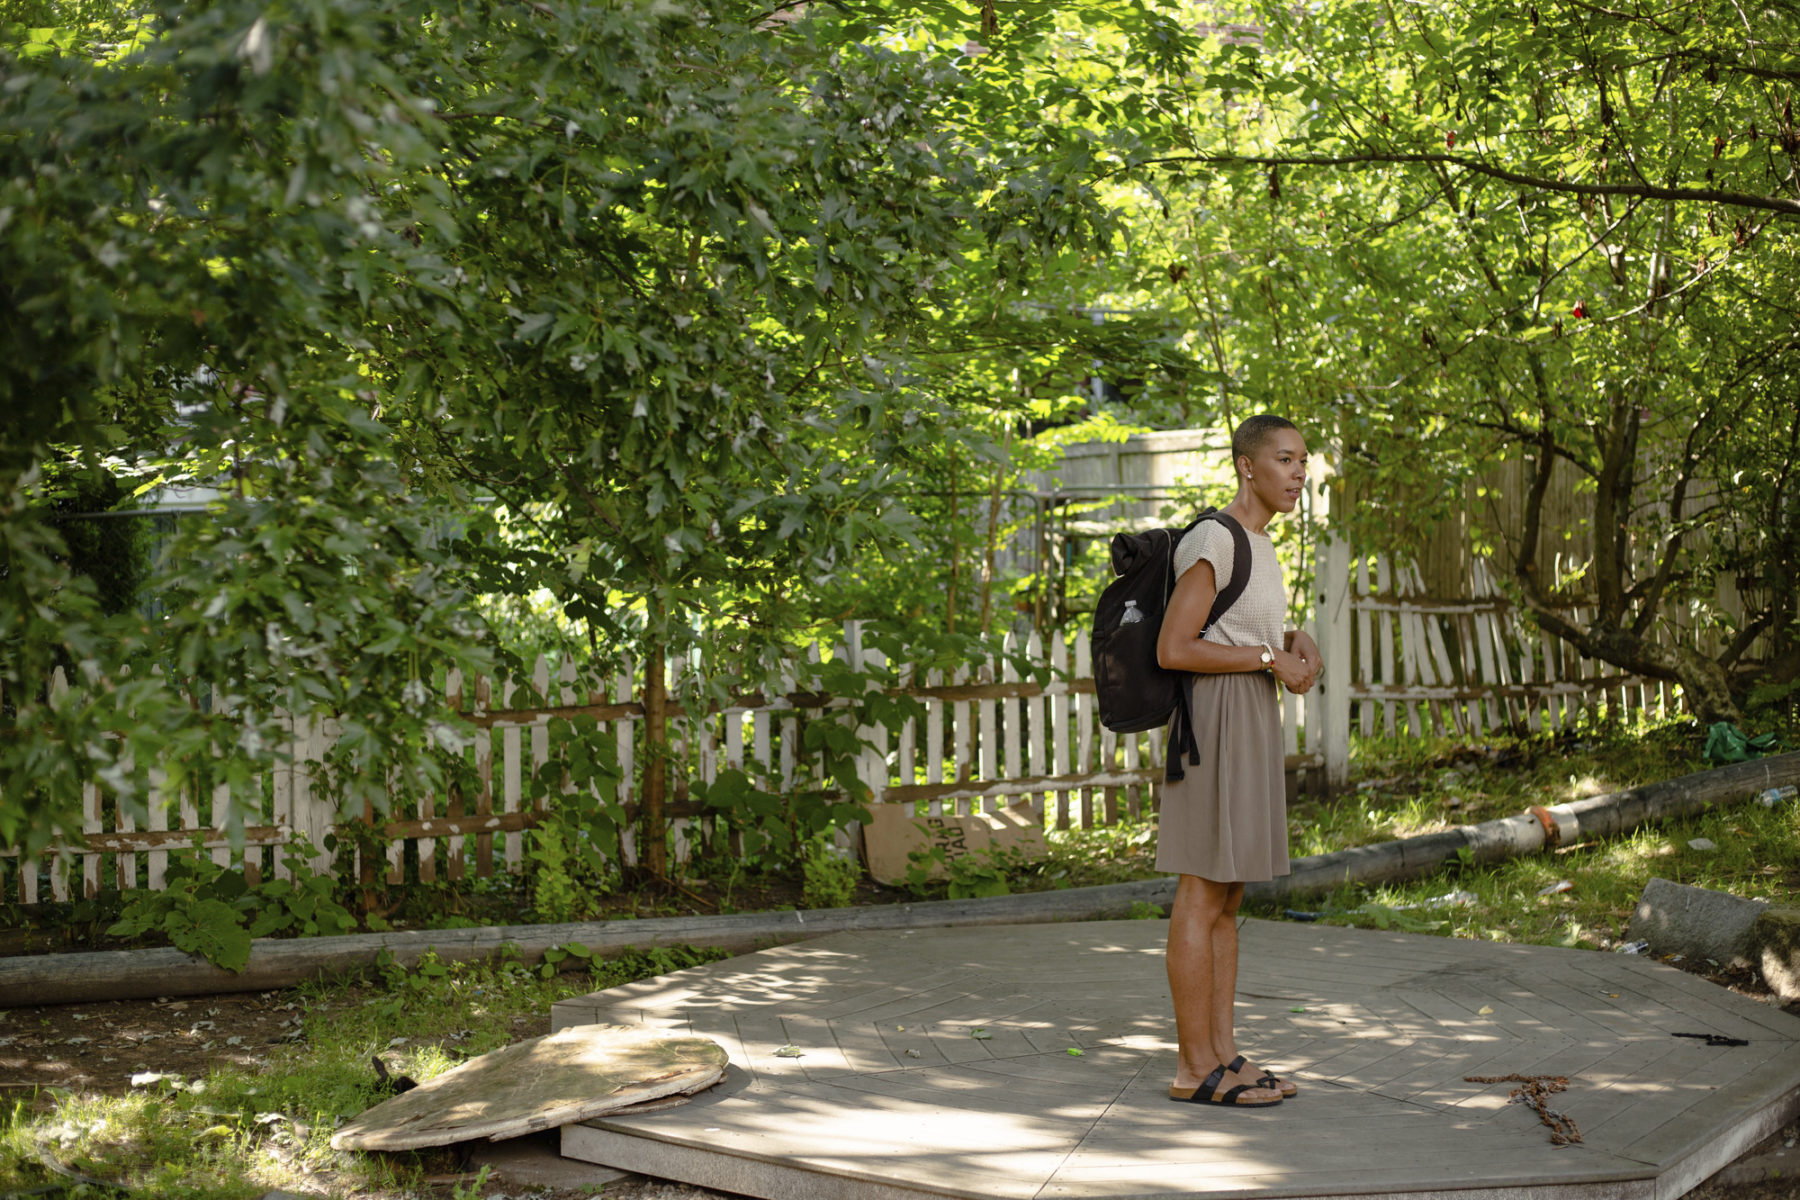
1702, 721, 1784, 765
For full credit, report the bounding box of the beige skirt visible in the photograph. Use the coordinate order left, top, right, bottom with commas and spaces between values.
1155, 671, 1290, 883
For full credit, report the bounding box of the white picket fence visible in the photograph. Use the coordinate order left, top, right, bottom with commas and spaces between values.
6, 544, 1674, 904
3, 622, 1330, 904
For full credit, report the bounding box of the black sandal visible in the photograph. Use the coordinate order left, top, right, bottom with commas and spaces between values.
1228, 1053, 1298, 1098
1169, 1063, 1283, 1107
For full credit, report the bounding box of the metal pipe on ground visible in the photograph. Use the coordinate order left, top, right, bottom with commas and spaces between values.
3, 752, 1795, 1009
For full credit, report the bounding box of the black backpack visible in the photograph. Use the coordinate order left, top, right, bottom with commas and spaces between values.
1090, 508, 1252, 781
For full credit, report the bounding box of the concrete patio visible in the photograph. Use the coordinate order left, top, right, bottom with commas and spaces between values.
550, 918, 1800, 1200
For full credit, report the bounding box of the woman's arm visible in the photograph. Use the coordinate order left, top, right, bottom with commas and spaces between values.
1157, 560, 1312, 689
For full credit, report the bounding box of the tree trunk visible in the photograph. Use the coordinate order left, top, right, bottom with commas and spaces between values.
1511, 397, 1749, 725
641, 641, 668, 879
1665, 644, 1742, 725
946, 453, 959, 635
977, 421, 1011, 638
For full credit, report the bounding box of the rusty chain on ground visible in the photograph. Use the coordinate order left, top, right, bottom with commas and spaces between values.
1464, 1074, 1583, 1145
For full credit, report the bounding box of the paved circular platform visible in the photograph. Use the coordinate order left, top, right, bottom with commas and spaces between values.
552, 918, 1800, 1200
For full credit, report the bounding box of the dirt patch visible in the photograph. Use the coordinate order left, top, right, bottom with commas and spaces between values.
0, 990, 346, 1105
1687, 955, 1800, 1020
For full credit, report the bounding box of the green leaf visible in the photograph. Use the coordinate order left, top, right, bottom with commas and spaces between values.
164, 899, 253, 973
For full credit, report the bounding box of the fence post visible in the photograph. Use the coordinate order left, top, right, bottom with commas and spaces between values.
1318, 534, 1353, 793
614, 659, 637, 868
842, 621, 881, 860
300, 714, 336, 877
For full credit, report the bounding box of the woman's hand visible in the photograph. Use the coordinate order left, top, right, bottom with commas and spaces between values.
1271, 647, 1316, 694
1282, 630, 1321, 693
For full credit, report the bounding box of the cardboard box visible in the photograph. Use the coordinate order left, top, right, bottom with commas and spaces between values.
863, 803, 1048, 886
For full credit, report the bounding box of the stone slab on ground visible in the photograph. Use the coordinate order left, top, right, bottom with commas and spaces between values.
330, 1025, 727, 1151
1629, 876, 1769, 965
1752, 906, 1800, 1003
552, 918, 1800, 1200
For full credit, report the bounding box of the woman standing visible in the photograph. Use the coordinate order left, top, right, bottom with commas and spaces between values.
1155, 414, 1318, 1108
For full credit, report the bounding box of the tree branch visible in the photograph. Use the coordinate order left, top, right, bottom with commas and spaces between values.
1110, 153, 1800, 216
1629, 412, 1704, 631
1554, 1, 1800, 82
1464, 417, 1599, 479
1718, 612, 1775, 669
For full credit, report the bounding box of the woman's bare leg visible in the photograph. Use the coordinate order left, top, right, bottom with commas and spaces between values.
1210, 882, 1245, 1063
1168, 875, 1274, 1096
1208, 883, 1291, 1092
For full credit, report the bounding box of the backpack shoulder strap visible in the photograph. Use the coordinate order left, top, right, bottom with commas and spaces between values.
1196, 511, 1253, 634
1164, 510, 1254, 784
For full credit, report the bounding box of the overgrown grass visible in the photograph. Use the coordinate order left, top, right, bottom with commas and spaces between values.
1270, 788, 1800, 948
0, 944, 727, 1199
1253, 712, 1800, 948
1288, 717, 1705, 855
1039, 818, 1163, 888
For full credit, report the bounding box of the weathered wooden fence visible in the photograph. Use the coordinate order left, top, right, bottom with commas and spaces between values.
1326, 445, 1765, 734
1313, 542, 1681, 790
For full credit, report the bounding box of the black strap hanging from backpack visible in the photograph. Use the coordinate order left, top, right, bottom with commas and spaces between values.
1089, 509, 1253, 783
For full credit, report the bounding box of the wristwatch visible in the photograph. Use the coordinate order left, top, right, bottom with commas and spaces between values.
1259, 644, 1274, 670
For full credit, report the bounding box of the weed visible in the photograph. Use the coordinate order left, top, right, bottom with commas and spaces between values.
944, 849, 1013, 898
450, 1164, 494, 1198
800, 837, 863, 909
524, 737, 628, 924
537, 940, 595, 978
691, 845, 752, 910
902, 837, 1026, 899
588, 944, 730, 988
1039, 818, 1161, 888
529, 817, 586, 924
106, 842, 355, 971
888, 814, 1164, 901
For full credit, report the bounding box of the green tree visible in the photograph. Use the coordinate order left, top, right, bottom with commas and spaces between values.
1, 0, 1205, 863
1097, 0, 1800, 720
364, 1, 1202, 873
1, 0, 495, 854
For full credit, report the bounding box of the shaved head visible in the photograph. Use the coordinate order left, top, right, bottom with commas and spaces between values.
1232, 414, 1298, 465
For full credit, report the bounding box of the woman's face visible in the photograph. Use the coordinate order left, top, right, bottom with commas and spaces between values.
1242, 428, 1310, 514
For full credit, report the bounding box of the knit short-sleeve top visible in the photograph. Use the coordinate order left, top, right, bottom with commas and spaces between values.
1172, 520, 1288, 651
